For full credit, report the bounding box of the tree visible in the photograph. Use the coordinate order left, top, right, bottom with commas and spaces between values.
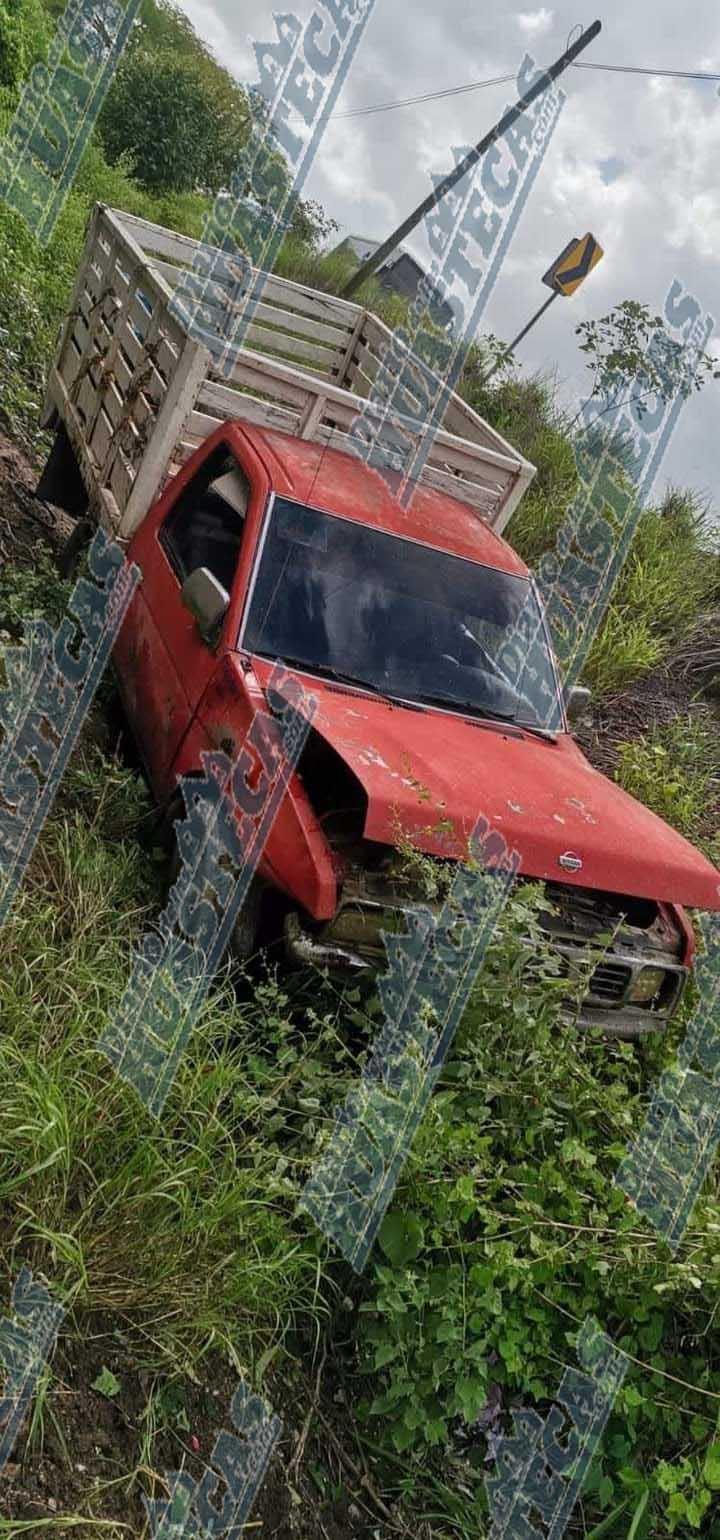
0, 0, 48, 91
289, 198, 339, 252
98, 46, 249, 193
574, 299, 720, 426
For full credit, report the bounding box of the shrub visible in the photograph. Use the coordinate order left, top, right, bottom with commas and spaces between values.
355, 888, 720, 1536
99, 47, 248, 193
0, 0, 48, 90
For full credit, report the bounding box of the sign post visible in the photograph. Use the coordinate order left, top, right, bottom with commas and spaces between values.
484, 232, 605, 382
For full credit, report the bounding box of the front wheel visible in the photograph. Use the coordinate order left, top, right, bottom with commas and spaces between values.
162, 809, 265, 967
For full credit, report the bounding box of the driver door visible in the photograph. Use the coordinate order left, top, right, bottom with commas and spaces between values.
113, 440, 250, 798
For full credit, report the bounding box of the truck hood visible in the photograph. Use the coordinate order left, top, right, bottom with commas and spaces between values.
252, 661, 720, 911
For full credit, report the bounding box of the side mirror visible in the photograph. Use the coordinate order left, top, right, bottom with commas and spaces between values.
181, 567, 229, 643
565, 684, 592, 723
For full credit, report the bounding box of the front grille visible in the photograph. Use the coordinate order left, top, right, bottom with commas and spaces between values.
588, 960, 632, 1004
539, 882, 687, 1025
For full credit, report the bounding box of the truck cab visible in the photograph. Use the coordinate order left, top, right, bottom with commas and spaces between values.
109, 418, 718, 1038
37, 205, 720, 1038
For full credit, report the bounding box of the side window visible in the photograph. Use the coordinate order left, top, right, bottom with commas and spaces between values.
160, 448, 250, 594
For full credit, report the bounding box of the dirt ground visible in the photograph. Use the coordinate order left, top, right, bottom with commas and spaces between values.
575, 662, 720, 844
1, 1315, 379, 1538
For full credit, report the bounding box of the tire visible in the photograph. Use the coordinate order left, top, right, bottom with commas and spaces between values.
162, 806, 264, 967
57, 517, 94, 580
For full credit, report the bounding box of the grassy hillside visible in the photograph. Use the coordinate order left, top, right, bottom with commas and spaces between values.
0, 3, 719, 1536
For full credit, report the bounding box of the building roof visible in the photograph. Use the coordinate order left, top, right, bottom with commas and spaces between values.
341, 234, 384, 263
339, 236, 426, 277
336, 237, 454, 325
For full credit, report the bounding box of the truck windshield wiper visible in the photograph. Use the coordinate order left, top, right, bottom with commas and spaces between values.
418, 692, 558, 740
264, 655, 397, 700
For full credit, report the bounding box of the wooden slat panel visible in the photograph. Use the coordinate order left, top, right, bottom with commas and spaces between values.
113, 208, 363, 327
109, 448, 134, 513
147, 258, 353, 348
117, 331, 209, 537
251, 297, 352, 349
113, 209, 211, 265
194, 394, 299, 437
115, 322, 179, 384
208, 357, 313, 413
92, 376, 125, 430
43, 364, 124, 533
43, 205, 536, 538
144, 267, 352, 379
113, 346, 166, 417
202, 348, 525, 478
344, 335, 380, 377
88, 405, 115, 469
240, 322, 338, 373
114, 205, 531, 485
126, 289, 156, 346
62, 331, 86, 392
197, 378, 304, 430
342, 358, 379, 399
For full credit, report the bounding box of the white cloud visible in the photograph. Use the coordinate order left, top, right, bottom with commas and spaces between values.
171, 0, 720, 511
516, 7, 555, 36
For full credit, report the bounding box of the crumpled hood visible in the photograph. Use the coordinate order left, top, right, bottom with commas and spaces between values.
252, 662, 720, 910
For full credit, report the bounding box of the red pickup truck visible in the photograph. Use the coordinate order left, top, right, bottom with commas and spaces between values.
39, 206, 720, 1038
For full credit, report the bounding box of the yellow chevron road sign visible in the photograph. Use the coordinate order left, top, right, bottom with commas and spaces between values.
542, 233, 604, 297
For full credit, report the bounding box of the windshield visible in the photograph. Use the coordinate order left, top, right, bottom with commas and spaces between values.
242, 498, 564, 732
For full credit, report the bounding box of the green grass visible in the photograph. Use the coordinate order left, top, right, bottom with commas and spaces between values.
615, 714, 719, 862
0, 559, 348, 1372
1, 26, 720, 1534
0, 529, 720, 1540
0, 778, 332, 1370
583, 492, 719, 696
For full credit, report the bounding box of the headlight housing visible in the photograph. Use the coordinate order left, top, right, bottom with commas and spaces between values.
628, 965, 667, 1004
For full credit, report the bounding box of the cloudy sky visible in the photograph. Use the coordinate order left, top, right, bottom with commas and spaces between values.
177, 0, 720, 516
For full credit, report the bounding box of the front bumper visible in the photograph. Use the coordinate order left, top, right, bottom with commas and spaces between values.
283, 874, 688, 1038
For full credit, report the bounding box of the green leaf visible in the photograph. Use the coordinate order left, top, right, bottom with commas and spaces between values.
455, 1377, 487, 1422
585, 1501, 629, 1538
703, 1442, 720, 1490
597, 1475, 614, 1506
686, 1490, 711, 1528
378, 1211, 424, 1267
92, 1366, 121, 1398
374, 1342, 398, 1369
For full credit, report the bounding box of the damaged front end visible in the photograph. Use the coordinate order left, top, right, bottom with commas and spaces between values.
281, 724, 690, 1038
284, 849, 433, 973
540, 882, 689, 1038
283, 850, 689, 1039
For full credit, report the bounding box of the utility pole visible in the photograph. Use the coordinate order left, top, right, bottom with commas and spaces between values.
341, 19, 601, 301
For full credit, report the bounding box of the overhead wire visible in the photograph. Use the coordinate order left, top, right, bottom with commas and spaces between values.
334, 59, 720, 120
335, 71, 516, 118
573, 61, 720, 80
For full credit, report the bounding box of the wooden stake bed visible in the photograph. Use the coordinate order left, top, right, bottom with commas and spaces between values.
42, 203, 536, 542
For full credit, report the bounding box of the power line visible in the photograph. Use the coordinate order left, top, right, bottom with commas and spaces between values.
335, 72, 516, 118
334, 59, 720, 120
574, 60, 720, 80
